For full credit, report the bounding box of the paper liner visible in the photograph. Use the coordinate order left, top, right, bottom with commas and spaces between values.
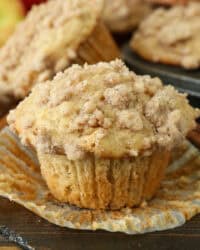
0, 127, 200, 234
74, 21, 120, 64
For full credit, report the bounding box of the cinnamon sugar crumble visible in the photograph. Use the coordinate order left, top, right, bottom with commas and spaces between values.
8, 60, 200, 160
104, 84, 132, 109
117, 109, 143, 131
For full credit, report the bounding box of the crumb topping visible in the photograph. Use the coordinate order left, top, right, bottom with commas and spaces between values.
8, 60, 199, 160
117, 110, 144, 131
132, 2, 200, 69
0, 0, 103, 98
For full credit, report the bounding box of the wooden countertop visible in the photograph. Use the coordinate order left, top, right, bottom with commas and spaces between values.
0, 197, 200, 250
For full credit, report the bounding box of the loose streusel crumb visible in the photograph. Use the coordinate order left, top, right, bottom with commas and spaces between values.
8, 60, 199, 160
0, 0, 103, 99
131, 2, 200, 69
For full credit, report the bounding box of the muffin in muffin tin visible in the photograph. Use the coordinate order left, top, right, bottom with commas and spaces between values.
130, 2, 200, 69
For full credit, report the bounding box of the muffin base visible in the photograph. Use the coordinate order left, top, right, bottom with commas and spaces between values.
38, 150, 170, 210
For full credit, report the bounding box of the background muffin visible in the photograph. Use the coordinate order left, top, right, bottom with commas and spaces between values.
103, 0, 152, 33
130, 2, 200, 69
0, 0, 119, 107
8, 60, 199, 210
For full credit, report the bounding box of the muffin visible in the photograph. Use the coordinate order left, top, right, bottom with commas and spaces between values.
130, 2, 200, 69
0, 0, 119, 106
7, 60, 199, 210
103, 0, 152, 33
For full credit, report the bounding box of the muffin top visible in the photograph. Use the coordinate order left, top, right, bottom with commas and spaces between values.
103, 0, 152, 33
131, 2, 200, 69
8, 60, 199, 160
0, 0, 103, 99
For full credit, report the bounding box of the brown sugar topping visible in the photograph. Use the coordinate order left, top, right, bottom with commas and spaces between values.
8, 60, 200, 160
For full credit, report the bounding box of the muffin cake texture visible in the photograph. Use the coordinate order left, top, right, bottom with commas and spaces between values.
131, 2, 200, 69
8, 60, 199, 210
103, 0, 152, 33
0, 0, 119, 103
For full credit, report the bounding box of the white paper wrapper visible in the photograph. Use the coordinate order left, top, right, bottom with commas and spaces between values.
0, 127, 199, 234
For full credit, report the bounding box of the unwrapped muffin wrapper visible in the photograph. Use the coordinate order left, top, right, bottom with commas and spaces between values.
0, 127, 200, 234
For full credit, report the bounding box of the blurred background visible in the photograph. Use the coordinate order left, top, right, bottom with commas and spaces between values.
0, 0, 46, 47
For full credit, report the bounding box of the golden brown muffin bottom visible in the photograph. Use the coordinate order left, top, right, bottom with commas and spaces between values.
38, 150, 170, 210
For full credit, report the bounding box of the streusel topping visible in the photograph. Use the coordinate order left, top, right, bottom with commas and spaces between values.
132, 2, 200, 69
8, 60, 199, 160
0, 0, 103, 98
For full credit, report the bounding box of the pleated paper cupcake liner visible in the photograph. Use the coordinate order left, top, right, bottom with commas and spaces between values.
0, 127, 199, 234
74, 20, 120, 64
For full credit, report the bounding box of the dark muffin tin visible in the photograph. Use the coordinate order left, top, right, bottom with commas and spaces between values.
123, 44, 200, 108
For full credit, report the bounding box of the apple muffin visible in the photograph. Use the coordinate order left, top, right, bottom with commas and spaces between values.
103, 0, 152, 33
8, 60, 199, 210
130, 2, 200, 69
0, 0, 119, 104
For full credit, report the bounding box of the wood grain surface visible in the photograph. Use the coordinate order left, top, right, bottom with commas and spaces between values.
0, 196, 200, 250
0, 248, 20, 250
0, 245, 17, 249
